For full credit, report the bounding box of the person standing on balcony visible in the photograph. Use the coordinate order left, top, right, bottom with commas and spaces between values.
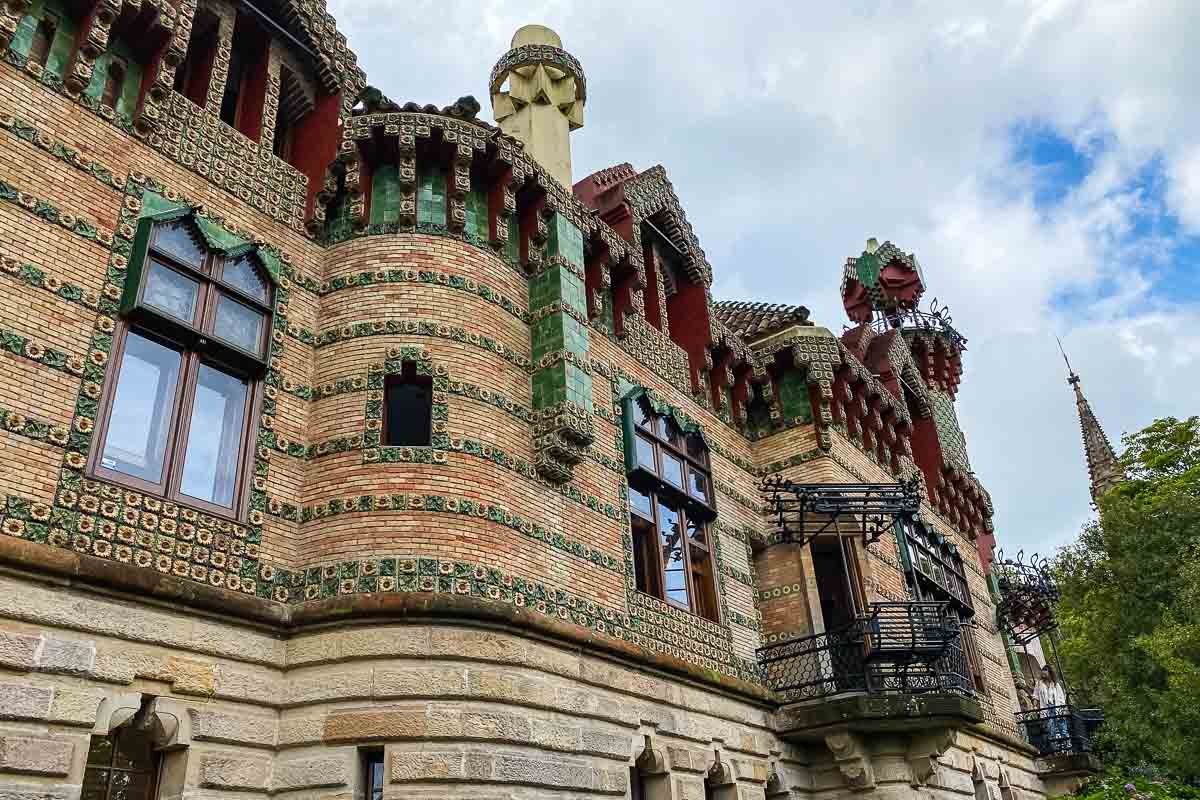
1034, 664, 1069, 744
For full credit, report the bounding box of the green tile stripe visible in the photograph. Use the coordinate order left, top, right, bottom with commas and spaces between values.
727, 609, 762, 632
0, 115, 125, 191
0, 179, 114, 247
287, 319, 532, 373
263, 492, 623, 573
276, 554, 628, 632
0, 326, 87, 378
719, 563, 756, 588
0, 405, 70, 448
319, 268, 529, 324
0, 250, 107, 311
759, 446, 825, 478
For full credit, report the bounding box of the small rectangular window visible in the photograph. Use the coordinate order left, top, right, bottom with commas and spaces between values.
362, 750, 384, 800
383, 365, 433, 447
28, 15, 56, 68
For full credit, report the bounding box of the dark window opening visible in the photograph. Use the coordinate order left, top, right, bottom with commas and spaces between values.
630, 766, 646, 800
272, 64, 313, 165
383, 363, 432, 447
362, 750, 384, 800
83, 700, 162, 800
28, 14, 56, 68
101, 57, 127, 110
173, 8, 219, 108
810, 536, 865, 631
219, 43, 246, 127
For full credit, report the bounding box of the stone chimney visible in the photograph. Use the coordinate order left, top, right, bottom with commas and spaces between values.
489, 24, 586, 187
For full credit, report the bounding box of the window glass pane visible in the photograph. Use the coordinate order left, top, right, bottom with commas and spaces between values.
86, 735, 113, 767
689, 548, 716, 620
687, 517, 706, 548
635, 434, 657, 472
634, 400, 656, 433
686, 434, 706, 462
629, 486, 653, 519
82, 767, 109, 800
664, 419, 683, 447
152, 220, 205, 267
688, 467, 710, 504
214, 293, 266, 355
632, 514, 656, 595
100, 332, 182, 482
657, 500, 689, 608
113, 728, 154, 770
221, 254, 270, 303
661, 452, 684, 488
179, 363, 248, 509
366, 753, 385, 800
144, 260, 199, 323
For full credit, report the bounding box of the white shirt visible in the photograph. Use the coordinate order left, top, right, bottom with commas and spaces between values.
1034, 679, 1066, 709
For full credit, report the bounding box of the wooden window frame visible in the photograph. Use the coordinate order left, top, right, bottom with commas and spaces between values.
627, 398, 720, 621
361, 749, 385, 800
630, 487, 719, 621
631, 398, 714, 511
87, 221, 270, 522
905, 524, 974, 614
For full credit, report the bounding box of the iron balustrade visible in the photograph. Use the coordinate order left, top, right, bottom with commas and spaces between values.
757, 601, 974, 702
1015, 705, 1104, 757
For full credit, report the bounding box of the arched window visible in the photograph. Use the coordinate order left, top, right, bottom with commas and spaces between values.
89, 219, 272, 518
625, 394, 719, 621
83, 720, 161, 800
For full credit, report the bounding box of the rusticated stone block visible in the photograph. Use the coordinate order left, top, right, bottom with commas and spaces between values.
278, 715, 325, 747
491, 754, 594, 790
373, 666, 466, 698
324, 707, 432, 741
47, 689, 103, 726
200, 752, 271, 791
286, 669, 372, 705
667, 745, 708, 773
467, 669, 556, 708
272, 754, 350, 790
0, 683, 52, 721
37, 637, 95, 675
430, 629, 528, 664
732, 757, 769, 784
390, 751, 465, 782
0, 786, 74, 800
529, 718, 579, 750
0, 735, 73, 776
0, 632, 39, 671
190, 708, 277, 747
675, 774, 707, 800
580, 728, 631, 759
165, 656, 216, 696
463, 710, 532, 743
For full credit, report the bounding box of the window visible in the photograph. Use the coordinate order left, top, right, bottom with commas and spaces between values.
903, 522, 973, 614
626, 395, 719, 620
362, 750, 384, 800
83, 720, 161, 800
173, 8, 218, 108
90, 219, 271, 518
383, 362, 432, 447
272, 64, 314, 165
220, 42, 247, 127
631, 398, 712, 507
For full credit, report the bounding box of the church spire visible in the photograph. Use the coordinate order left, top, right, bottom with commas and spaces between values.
1059, 340, 1122, 502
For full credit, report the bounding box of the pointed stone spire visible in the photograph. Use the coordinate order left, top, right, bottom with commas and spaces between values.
1060, 341, 1123, 502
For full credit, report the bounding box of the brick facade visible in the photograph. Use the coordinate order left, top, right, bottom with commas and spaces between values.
0, 3, 1057, 798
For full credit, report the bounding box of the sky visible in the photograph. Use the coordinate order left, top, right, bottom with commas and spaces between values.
326, 0, 1200, 557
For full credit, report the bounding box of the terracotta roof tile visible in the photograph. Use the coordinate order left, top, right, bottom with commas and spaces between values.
712, 301, 812, 342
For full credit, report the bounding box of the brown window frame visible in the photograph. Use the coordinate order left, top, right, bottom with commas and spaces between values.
87, 221, 271, 521
631, 398, 713, 510
628, 397, 720, 621
361, 748, 385, 800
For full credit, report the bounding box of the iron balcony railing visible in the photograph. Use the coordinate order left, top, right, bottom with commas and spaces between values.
1015, 705, 1104, 757
758, 601, 974, 703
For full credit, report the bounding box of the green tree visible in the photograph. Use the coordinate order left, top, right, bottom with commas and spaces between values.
1055, 417, 1200, 779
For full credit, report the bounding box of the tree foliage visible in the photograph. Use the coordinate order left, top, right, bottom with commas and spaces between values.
1055, 417, 1200, 779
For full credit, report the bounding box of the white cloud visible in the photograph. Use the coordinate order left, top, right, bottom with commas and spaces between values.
326, 0, 1200, 556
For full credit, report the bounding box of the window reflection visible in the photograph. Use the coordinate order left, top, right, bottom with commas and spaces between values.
99, 332, 181, 484
657, 500, 689, 608
143, 261, 199, 323
179, 364, 247, 509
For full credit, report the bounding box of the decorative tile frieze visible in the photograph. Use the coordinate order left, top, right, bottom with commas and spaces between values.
0, 114, 124, 190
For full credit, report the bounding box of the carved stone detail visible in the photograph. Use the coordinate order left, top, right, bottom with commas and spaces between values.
824, 732, 875, 791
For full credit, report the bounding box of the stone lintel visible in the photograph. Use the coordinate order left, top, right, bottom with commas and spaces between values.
775, 693, 982, 742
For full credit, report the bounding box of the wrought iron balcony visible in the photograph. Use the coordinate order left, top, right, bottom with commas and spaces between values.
1015, 705, 1104, 757
758, 601, 973, 703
